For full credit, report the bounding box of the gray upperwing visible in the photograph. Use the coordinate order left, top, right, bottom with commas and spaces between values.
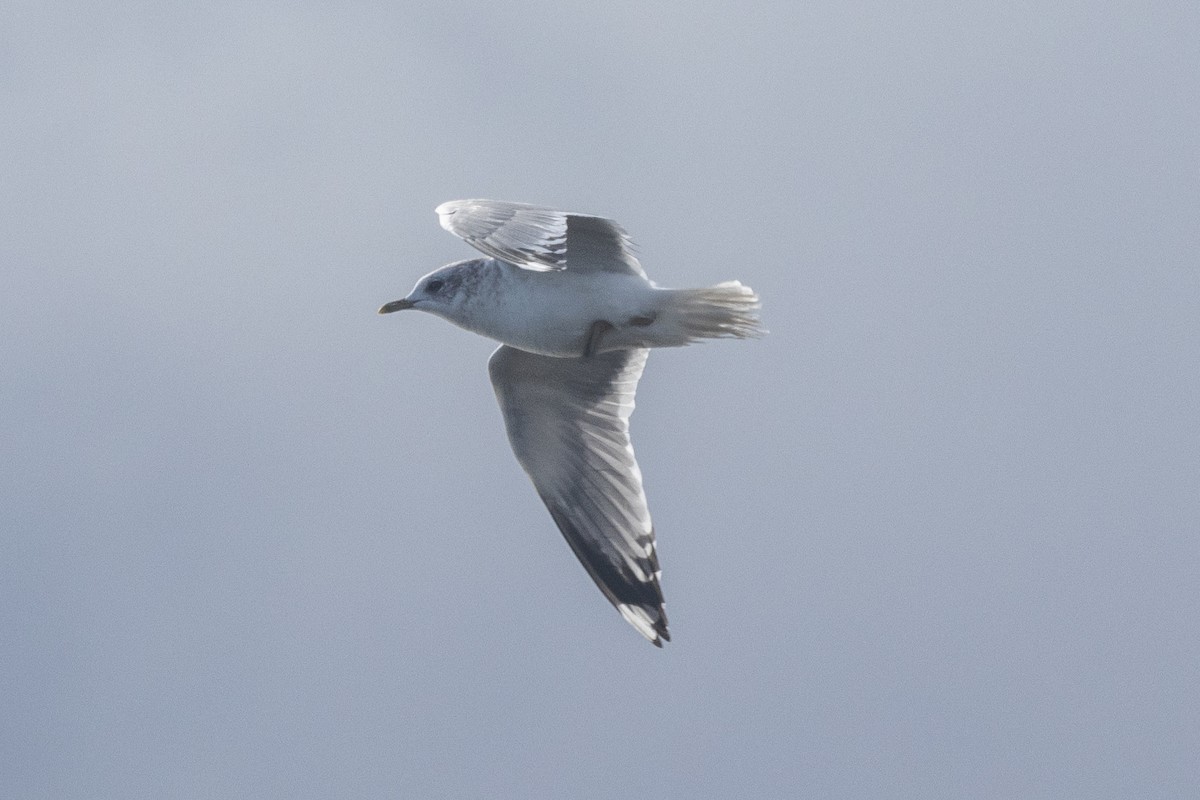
487, 344, 668, 646
438, 199, 646, 277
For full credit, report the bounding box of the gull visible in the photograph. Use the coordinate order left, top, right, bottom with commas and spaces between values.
379, 200, 763, 646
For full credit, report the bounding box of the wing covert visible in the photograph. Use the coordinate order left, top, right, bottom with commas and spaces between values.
438, 199, 645, 277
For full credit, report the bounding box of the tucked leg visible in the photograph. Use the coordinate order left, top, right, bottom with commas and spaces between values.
583, 320, 615, 357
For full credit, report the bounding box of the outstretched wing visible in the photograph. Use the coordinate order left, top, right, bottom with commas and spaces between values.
487, 344, 668, 646
437, 199, 645, 277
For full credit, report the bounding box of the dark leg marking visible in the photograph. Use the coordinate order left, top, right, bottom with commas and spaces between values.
584, 319, 615, 357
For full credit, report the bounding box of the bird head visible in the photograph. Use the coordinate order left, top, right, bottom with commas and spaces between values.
378, 259, 480, 317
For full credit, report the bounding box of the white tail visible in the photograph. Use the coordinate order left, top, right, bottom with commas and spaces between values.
653, 281, 764, 346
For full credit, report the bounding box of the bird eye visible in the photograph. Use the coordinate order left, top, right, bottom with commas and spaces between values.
426, 279, 444, 293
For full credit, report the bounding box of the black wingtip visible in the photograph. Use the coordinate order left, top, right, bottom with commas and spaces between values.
654, 618, 670, 648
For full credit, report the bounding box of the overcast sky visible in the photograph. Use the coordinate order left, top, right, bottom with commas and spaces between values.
3, 2, 1198, 798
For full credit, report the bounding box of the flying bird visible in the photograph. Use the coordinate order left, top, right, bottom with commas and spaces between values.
380, 200, 763, 646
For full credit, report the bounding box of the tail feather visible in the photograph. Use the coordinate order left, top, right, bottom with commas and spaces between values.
659, 281, 765, 344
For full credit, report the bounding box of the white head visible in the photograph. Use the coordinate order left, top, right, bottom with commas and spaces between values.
377, 258, 487, 320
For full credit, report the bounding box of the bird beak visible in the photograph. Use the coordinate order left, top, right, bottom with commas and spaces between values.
378, 298, 415, 314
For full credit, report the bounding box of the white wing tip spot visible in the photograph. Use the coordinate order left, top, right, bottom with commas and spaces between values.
617, 603, 665, 645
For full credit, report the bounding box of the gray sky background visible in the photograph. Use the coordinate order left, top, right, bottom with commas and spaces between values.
3, 2, 1198, 797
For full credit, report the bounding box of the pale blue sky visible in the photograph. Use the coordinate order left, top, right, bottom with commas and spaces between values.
3, 2, 1198, 797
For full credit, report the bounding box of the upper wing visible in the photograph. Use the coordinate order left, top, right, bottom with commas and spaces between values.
487, 344, 668, 646
437, 199, 646, 277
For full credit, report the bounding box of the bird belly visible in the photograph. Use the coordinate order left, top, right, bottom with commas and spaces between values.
464, 270, 653, 357
474, 302, 594, 357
